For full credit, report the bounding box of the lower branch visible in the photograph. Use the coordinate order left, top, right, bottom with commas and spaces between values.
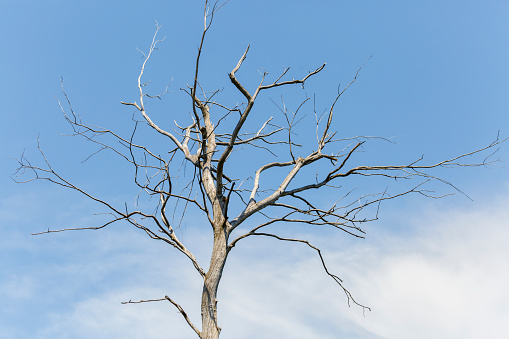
165, 296, 202, 337
248, 232, 370, 311
121, 296, 201, 337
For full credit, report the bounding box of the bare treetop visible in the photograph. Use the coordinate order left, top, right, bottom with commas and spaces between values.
13, 1, 506, 338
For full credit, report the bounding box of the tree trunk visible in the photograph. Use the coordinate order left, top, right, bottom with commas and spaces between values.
200, 226, 228, 339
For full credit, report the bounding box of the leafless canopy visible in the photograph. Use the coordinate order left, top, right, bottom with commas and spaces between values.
13, 1, 506, 338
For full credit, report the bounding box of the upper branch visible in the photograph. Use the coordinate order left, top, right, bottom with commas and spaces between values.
228, 45, 252, 100
259, 63, 326, 90
337, 135, 507, 180
319, 60, 368, 150
217, 47, 325, 196
121, 24, 198, 165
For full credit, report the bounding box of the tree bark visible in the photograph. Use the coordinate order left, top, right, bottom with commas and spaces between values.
200, 225, 228, 339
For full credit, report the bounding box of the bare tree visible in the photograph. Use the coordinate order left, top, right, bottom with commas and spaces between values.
13, 1, 505, 338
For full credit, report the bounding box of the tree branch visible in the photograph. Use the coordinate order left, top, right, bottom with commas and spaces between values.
230, 232, 370, 311
121, 296, 202, 338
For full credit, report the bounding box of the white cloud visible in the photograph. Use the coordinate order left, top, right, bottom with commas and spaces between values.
5, 192, 509, 338
0, 275, 35, 301
337, 196, 509, 338
36, 288, 195, 339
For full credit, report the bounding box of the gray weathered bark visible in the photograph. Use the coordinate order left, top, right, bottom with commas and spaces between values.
200, 227, 228, 339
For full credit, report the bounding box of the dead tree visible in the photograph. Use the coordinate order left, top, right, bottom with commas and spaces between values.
13, 1, 505, 338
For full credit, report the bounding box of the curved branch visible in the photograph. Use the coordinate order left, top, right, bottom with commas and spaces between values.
231, 232, 370, 311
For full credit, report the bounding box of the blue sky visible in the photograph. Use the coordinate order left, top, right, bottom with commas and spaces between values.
1, 1, 508, 338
